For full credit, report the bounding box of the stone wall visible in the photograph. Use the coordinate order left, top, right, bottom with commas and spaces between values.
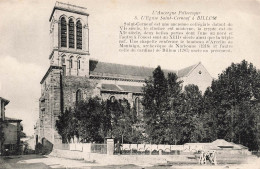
62, 76, 97, 110
38, 67, 62, 145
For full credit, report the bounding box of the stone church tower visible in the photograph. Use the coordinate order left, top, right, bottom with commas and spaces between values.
36, 2, 92, 146
35, 2, 213, 148
49, 2, 90, 76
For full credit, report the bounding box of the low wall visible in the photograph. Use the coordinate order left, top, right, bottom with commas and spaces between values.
50, 148, 256, 165
50, 149, 197, 165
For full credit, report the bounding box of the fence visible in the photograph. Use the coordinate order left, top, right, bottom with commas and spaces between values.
54, 143, 70, 150
91, 144, 107, 154
55, 143, 107, 154
55, 143, 204, 155
120, 144, 205, 155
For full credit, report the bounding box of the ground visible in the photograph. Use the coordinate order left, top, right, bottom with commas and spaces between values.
0, 155, 260, 169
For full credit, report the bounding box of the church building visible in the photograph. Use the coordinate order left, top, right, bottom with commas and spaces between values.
35, 2, 213, 146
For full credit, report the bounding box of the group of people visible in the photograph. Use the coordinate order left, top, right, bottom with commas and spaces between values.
199, 150, 217, 165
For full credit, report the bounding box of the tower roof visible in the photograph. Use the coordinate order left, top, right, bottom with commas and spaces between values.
49, 1, 89, 21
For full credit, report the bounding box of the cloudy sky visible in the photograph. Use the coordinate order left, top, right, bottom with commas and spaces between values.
0, 0, 260, 135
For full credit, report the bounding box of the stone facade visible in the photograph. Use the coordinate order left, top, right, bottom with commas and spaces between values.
35, 2, 213, 146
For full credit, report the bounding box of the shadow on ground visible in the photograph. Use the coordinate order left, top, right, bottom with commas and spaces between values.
0, 155, 52, 169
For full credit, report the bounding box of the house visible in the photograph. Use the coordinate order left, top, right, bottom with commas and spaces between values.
0, 97, 22, 155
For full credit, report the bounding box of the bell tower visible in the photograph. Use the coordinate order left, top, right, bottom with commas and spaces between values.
49, 2, 89, 77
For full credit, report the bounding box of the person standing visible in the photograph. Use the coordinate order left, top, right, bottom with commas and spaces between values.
115, 140, 122, 155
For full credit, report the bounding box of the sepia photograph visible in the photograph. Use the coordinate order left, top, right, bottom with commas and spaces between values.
0, 0, 260, 168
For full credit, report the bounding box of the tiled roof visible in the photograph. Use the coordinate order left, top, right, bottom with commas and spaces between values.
101, 84, 143, 93
90, 60, 155, 80
2, 117, 22, 122
89, 60, 178, 80
177, 63, 200, 77
101, 84, 121, 92
90, 60, 201, 80
211, 139, 234, 147
118, 85, 143, 93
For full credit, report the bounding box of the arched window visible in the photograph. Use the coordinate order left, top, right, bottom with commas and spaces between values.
76, 89, 82, 104
69, 19, 75, 48
60, 17, 67, 47
135, 97, 140, 116
110, 96, 115, 103
76, 21, 82, 49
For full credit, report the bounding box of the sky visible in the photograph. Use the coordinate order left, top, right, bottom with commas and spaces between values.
0, 0, 260, 135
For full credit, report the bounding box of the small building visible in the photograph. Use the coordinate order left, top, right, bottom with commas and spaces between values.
184, 139, 251, 155
0, 97, 22, 155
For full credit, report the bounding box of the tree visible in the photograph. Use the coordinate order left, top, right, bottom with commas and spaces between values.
106, 98, 143, 143
179, 84, 204, 144
99, 100, 112, 142
201, 87, 218, 142
165, 73, 183, 144
56, 107, 76, 143
56, 96, 143, 144
74, 97, 103, 143
142, 66, 171, 144
206, 60, 260, 150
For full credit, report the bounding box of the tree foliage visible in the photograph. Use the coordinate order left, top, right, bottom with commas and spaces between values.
204, 60, 260, 150
56, 97, 143, 143
143, 66, 188, 144
56, 60, 260, 150
142, 61, 260, 150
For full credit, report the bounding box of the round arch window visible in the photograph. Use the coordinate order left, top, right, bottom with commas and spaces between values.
110, 96, 115, 103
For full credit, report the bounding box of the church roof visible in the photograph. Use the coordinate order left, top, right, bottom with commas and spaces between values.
89, 60, 197, 81
118, 85, 143, 93
101, 84, 143, 93
1, 117, 22, 122
177, 62, 200, 77
101, 84, 121, 92
90, 60, 156, 80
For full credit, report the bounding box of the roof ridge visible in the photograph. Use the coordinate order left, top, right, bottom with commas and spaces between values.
185, 62, 201, 77
89, 59, 155, 70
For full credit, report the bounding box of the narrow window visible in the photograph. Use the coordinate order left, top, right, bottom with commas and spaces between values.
62, 65, 66, 76
135, 97, 140, 116
78, 59, 80, 70
76, 89, 82, 104
62, 57, 65, 65
62, 57, 66, 76
60, 17, 67, 47
69, 58, 73, 68
76, 21, 82, 49
69, 19, 75, 48
77, 59, 80, 76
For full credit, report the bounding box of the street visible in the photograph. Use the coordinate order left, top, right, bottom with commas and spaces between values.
0, 155, 169, 169
1, 155, 260, 169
